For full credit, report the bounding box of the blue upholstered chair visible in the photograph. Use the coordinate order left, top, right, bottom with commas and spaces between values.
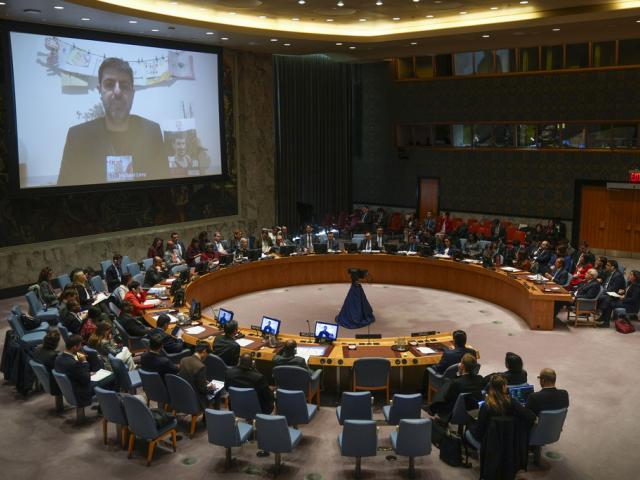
57, 324, 71, 344
7, 314, 46, 348
52, 369, 93, 422
121, 394, 177, 466
390, 418, 432, 478
139, 369, 170, 410
95, 386, 129, 447
204, 354, 229, 381
426, 363, 459, 402
29, 359, 63, 412
529, 408, 568, 465
142, 258, 154, 271
90, 275, 105, 293
273, 365, 322, 405
25, 290, 60, 324
383, 393, 422, 426
275, 389, 317, 428
255, 413, 303, 475
125, 262, 141, 276
450, 392, 477, 436
205, 409, 253, 469
82, 345, 105, 372
113, 319, 146, 353
171, 264, 188, 275
338, 419, 378, 478
133, 272, 146, 285
100, 260, 112, 277
352, 357, 391, 403
336, 391, 372, 425
165, 373, 204, 437
228, 387, 262, 422
108, 354, 141, 394
56, 274, 71, 290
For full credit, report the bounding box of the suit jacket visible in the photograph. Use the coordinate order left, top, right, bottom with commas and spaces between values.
179, 355, 210, 410
430, 373, 485, 415
401, 242, 419, 252
273, 354, 309, 370
118, 313, 149, 338
433, 346, 477, 374
105, 264, 123, 293
225, 365, 274, 414
58, 115, 167, 186
62, 310, 82, 335
73, 283, 94, 309
359, 239, 378, 251
621, 282, 640, 312
526, 387, 569, 415
150, 328, 185, 354
140, 351, 179, 377
374, 235, 389, 250
174, 240, 187, 259
143, 268, 167, 289
326, 239, 340, 251
603, 270, 626, 293
54, 352, 93, 406
575, 279, 601, 299
213, 335, 241, 367
551, 269, 569, 286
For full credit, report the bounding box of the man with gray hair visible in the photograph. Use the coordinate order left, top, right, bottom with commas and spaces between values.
574, 268, 601, 300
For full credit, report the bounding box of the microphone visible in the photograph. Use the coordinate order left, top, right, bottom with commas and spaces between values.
306, 319, 312, 337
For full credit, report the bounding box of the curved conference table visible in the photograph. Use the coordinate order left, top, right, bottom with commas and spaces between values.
145, 254, 570, 393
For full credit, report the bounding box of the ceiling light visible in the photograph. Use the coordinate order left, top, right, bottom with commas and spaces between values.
337, 0, 344, 6
298, 0, 306, 4
426, 14, 434, 18
482, 34, 490, 38
519, 0, 528, 3
376, 0, 383, 5
292, 17, 299, 20
552, 27, 560, 31
54, 5, 64, 9
359, 18, 367, 22
410, 42, 418, 45
259, 15, 267, 18
393, 17, 400, 20
151, 28, 160, 32
81, 17, 91, 21
229, 12, 236, 15
336, 42, 343, 45
284, 43, 291, 46
349, 46, 356, 49
413, 0, 420, 3
459, 11, 467, 15
128, 20, 138, 24
434, 0, 442, 3
206, 31, 214, 35
636, 19, 640, 23
270, 38, 278, 42
490, 6, 498, 10
221, 37, 229, 40
326, 18, 334, 22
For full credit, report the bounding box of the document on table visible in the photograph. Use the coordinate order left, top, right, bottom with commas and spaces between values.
91, 369, 112, 382
296, 345, 327, 362
207, 380, 224, 392
417, 347, 437, 355
501, 267, 521, 272
92, 292, 108, 305
143, 299, 161, 307
152, 313, 179, 323
433, 254, 451, 259
184, 326, 206, 335
235, 338, 254, 347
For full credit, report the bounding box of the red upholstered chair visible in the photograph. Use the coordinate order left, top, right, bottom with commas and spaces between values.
388, 212, 404, 235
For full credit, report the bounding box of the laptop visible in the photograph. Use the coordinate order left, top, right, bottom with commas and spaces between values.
313, 243, 328, 255
508, 384, 534, 405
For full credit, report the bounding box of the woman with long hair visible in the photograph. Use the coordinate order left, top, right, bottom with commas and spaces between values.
37, 267, 59, 307
88, 322, 135, 371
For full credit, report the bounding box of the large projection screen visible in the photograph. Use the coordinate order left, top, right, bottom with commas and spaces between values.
7, 28, 224, 191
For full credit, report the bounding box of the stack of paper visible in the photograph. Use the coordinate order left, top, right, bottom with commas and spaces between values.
235, 338, 254, 347
91, 369, 112, 382
184, 326, 205, 335
417, 347, 437, 355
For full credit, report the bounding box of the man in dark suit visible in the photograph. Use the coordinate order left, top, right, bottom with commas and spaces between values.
225, 353, 274, 414
601, 260, 626, 294
545, 258, 569, 286
213, 320, 241, 367
151, 314, 185, 354
143, 256, 169, 289
273, 340, 309, 369
326, 231, 340, 251
179, 343, 214, 410
433, 330, 476, 374
428, 353, 484, 418
374, 226, 389, 252
169, 232, 187, 260
574, 268, 601, 300
532, 241, 553, 274
61, 299, 83, 335
118, 301, 150, 337
359, 232, 376, 252
598, 270, 640, 327
401, 233, 420, 253
105, 254, 124, 293
140, 333, 179, 377
300, 224, 316, 253
58, 57, 166, 186
526, 368, 569, 416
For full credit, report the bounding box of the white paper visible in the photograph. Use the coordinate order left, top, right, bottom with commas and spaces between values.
417, 347, 437, 355
91, 369, 112, 382
501, 267, 521, 272
164, 278, 176, 284
92, 292, 108, 305
152, 313, 179, 324
207, 379, 224, 392
433, 254, 451, 259
462, 259, 482, 264
143, 299, 161, 307
296, 345, 327, 362
235, 338, 254, 347
607, 292, 623, 298
184, 326, 206, 334
148, 287, 166, 295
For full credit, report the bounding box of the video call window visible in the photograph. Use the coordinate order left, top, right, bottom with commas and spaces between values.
218, 308, 234, 325
260, 316, 281, 336
314, 322, 339, 340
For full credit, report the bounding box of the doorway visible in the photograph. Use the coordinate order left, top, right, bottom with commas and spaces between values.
417, 177, 440, 224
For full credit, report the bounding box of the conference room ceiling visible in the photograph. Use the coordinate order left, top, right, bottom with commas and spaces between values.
2, 0, 640, 60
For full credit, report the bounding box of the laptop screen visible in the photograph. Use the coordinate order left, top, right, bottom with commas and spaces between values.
260, 316, 281, 336
314, 321, 338, 340
218, 308, 234, 325
508, 384, 534, 405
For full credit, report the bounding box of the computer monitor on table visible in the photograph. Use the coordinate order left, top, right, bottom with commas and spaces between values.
313, 243, 328, 255
218, 308, 234, 326
278, 245, 296, 257
344, 242, 358, 253
314, 321, 339, 341
508, 384, 534, 405
260, 316, 281, 336
248, 249, 262, 261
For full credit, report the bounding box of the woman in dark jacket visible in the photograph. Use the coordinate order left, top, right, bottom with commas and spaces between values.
483, 352, 528, 388
38, 267, 59, 307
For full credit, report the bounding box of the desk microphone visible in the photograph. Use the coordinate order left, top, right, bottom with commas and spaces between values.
306, 319, 312, 337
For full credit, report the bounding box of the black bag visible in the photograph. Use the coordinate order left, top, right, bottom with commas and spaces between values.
20, 313, 41, 331
439, 433, 464, 467
151, 408, 174, 428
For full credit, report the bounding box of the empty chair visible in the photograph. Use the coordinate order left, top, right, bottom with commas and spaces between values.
228, 387, 262, 422
90, 275, 105, 293
163, 346, 192, 364
10, 306, 50, 333
95, 386, 129, 447
255, 413, 303, 475
171, 264, 188, 275
108, 354, 141, 394
529, 408, 569, 465
142, 258, 154, 271
52, 369, 93, 422
272, 365, 322, 405
205, 353, 229, 381
56, 274, 72, 290
383, 393, 422, 425
139, 369, 170, 410
125, 262, 141, 276
568, 297, 599, 327
122, 256, 131, 270
29, 359, 63, 412
57, 324, 71, 344
121, 394, 177, 466
82, 345, 105, 372
336, 391, 373, 425
449, 392, 477, 436
276, 389, 318, 427
25, 290, 59, 324
426, 363, 459, 403
353, 357, 391, 403
205, 409, 253, 469
100, 260, 112, 277
390, 419, 432, 478
113, 319, 146, 353
132, 272, 145, 285
338, 419, 378, 479
165, 374, 204, 437
7, 314, 46, 348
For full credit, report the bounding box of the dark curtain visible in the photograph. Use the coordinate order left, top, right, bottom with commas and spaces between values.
273, 55, 353, 232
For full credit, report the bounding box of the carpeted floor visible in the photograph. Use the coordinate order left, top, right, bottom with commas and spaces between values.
1, 282, 638, 480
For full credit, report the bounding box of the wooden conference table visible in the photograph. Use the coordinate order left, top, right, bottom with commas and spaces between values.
144, 253, 570, 393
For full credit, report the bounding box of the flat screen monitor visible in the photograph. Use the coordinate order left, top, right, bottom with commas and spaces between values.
314, 321, 339, 341
219, 254, 233, 266
260, 316, 281, 336
313, 243, 328, 255
6, 27, 224, 193
278, 245, 295, 257
508, 384, 534, 405
248, 249, 262, 261
344, 242, 358, 253
218, 308, 234, 325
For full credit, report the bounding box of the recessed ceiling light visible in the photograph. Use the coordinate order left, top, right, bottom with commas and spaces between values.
270, 38, 278, 42
413, 0, 420, 3
434, 0, 442, 3
376, 0, 383, 5
337, 0, 344, 6
81, 17, 91, 21
206, 31, 214, 35
552, 27, 560, 31
636, 19, 640, 23
482, 34, 490, 38
229, 12, 236, 15
151, 28, 160, 32
128, 20, 138, 24
519, 0, 528, 3
490, 6, 499, 10
336, 42, 343, 45
459, 11, 467, 15
259, 15, 267, 18
54, 5, 64, 10
298, 0, 306, 4
292, 17, 299, 20
359, 18, 367, 21
284, 43, 291, 46
349, 46, 356, 49
326, 18, 334, 22
221, 37, 229, 40
410, 42, 418, 45
170, 1, 178, 4
426, 14, 434, 18
393, 17, 400, 21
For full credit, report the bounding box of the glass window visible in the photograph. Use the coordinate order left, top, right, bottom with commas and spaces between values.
415, 56, 434, 78
452, 124, 473, 147
473, 124, 513, 147
413, 125, 432, 147
519, 47, 539, 72
619, 39, 640, 65
561, 124, 587, 148
586, 124, 613, 148
539, 124, 561, 148
611, 124, 639, 148
592, 41, 616, 67
566, 43, 589, 68
454, 52, 474, 76
396, 57, 414, 79
435, 54, 453, 77
517, 124, 538, 148
434, 125, 451, 146
474, 50, 493, 74
541, 45, 563, 70
495, 49, 516, 73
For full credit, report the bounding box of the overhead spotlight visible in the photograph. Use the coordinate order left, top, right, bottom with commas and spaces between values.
221, 37, 229, 40
552, 27, 560, 31
413, 0, 420, 3
410, 42, 418, 45
376, 0, 383, 5
81, 17, 91, 21
270, 38, 278, 42
292, 17, 299, 20
259, 15, 267, 18
54, 5, 64, 10
326, 18, 334, 22
426, 14, 434, 18
337, 0, 344, 5
284, 43, 291, 46
490, 6, 499, 10
359, 18, 367, 21
349, 46, 356, 49
393, 17, 400, 20
298, 0, 306, 4
519, 0, 528, 3
151, 28, 160, 32
482, 34, 490, 38
206, 31, 214, 35
459, 11, 467, 14
128, 20, 138, 24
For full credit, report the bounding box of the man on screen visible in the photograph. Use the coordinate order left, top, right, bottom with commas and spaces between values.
58, 57, 167, 186
316, 325, 333, 339
168, 135, 200, 177
262, 321, 275, 335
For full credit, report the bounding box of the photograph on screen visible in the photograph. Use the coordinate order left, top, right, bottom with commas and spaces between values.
9, 30, 222, 189
314, 321, 339, 340
260, 316, 281, 336
218, 307, 234, 325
